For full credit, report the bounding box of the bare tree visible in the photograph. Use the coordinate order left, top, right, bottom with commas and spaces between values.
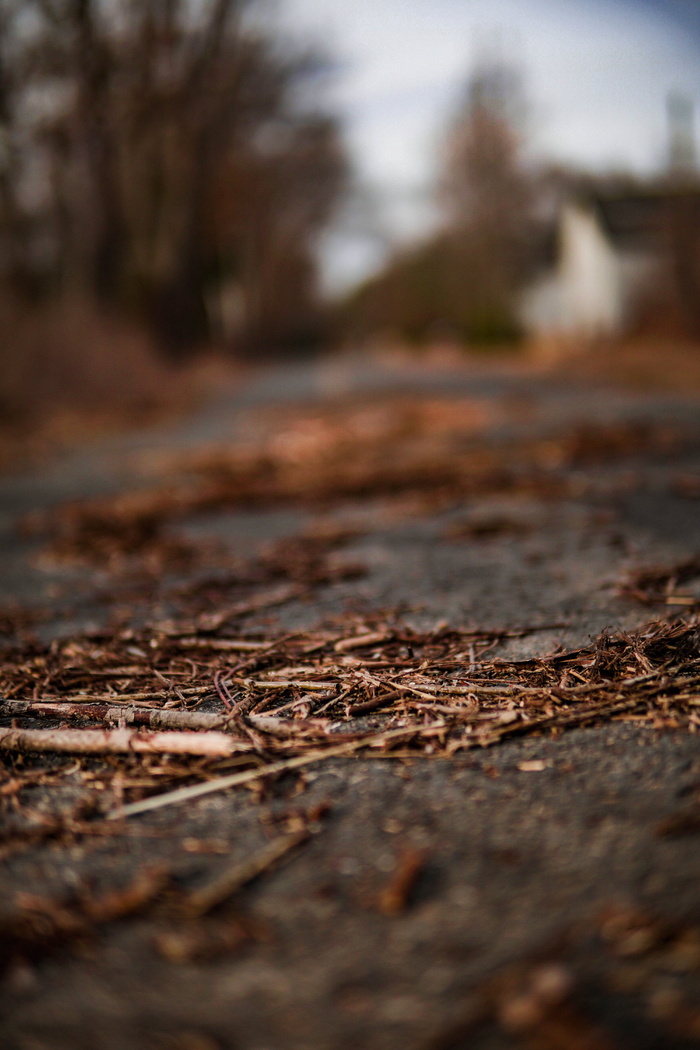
0, 0, 348, 356
345, 59, 536, 347
442, 60, 535, 340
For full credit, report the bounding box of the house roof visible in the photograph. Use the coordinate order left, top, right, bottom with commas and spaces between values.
523, 179, 700, 280
591, 192, 671, 252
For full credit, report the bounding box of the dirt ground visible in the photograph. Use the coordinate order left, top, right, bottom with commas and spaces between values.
2, 349, 700, 1050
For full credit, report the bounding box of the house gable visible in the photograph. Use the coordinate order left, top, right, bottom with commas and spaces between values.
519, 187, 685, 340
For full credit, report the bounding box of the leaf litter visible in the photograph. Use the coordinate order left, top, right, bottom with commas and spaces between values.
20, 404, 692, 570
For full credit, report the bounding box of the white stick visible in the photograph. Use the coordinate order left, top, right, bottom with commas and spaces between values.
110, 727, 418, 820
0, 726, 252, 757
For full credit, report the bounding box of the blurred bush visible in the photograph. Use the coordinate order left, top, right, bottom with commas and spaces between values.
0, 298, 170, 427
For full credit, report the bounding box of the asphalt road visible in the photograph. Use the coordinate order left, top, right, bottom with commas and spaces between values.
2, 351, 700, 1050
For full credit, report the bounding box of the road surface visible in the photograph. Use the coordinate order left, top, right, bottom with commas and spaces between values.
2, 350, 700, 1050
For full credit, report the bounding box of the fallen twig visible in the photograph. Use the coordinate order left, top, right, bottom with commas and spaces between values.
334, 631, 391, 652
0, 698, 230, 732
213, 669, 235, 711
183, 831, 310, 916
177, 637, 273, 652
18, 685, 213, 706
477, 695, 651, 744
377, 849, 426, 915
0, 726, 253, 757
110, 727, 420, 819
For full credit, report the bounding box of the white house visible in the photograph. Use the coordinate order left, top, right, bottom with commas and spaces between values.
519, 191, 669, 341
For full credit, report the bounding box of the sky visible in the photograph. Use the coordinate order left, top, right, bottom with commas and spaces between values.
266, 0, 700, 293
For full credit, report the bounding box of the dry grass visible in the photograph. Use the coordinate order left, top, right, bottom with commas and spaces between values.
536, 337, 700, 395
0, 298, 239, 471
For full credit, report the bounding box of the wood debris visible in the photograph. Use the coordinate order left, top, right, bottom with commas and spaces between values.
0, 866, 171, 963
182, 831, 310, 917
618, 557, 700, 606
376, 848, 426, 915
1, 614, 699, 826
21, 410, 691, 574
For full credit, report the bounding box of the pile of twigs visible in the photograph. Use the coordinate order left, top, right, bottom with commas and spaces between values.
1, 615, 698, 821
21, 410, 690, 568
